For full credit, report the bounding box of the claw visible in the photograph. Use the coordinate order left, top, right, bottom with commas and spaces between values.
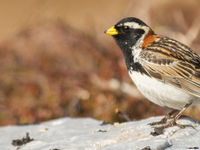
151, 118, 187, 136
149, 110, 178, 126
149, 117, 167, 126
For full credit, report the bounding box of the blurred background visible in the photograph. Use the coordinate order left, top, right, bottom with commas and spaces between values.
0, 0, 200, 125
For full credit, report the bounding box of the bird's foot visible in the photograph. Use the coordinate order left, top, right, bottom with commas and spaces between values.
149, 110, 178, 126
151, 119, 186, 136
148, 117, 167, 126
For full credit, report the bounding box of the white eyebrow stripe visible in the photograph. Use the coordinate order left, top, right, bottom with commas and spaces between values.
124, 22, 142, 28
123, 22, 149, 33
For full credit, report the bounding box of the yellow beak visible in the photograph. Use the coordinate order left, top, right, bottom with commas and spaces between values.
105, 26, 118, 35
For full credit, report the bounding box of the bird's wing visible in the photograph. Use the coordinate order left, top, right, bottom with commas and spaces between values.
139, 39, 200, 97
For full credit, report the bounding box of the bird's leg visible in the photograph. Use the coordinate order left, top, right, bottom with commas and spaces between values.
149, 109, 178, 126
152, 102, 192, 135
163, 102, 192, 128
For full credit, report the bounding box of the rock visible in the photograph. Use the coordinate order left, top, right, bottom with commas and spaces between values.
0, 116, 200, 150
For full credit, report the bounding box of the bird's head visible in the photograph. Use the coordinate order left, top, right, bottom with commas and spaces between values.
105, 17, 155, 49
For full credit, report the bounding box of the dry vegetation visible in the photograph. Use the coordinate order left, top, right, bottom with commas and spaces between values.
0, 0, 200, 125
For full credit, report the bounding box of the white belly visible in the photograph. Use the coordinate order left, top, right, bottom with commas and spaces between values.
129, 71, 196, 110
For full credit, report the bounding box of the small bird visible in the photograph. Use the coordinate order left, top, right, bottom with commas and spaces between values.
105, 17, 200, 129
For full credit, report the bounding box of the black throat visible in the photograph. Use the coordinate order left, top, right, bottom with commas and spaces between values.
113, 36, 148, 75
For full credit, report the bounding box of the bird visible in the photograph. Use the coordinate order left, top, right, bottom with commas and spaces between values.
104, 17, 200, 130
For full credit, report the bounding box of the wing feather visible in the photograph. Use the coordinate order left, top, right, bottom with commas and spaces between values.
139, 46, 200, 97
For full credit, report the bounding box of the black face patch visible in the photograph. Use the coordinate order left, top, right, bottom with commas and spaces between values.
115, 25, 130, 34
134, 29, 145, 35
114, 26, 145, 48
112, 27, 145, 71
131, 29, 145, 42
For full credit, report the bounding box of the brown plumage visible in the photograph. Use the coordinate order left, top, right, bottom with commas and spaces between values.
140, 35, 200, 97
